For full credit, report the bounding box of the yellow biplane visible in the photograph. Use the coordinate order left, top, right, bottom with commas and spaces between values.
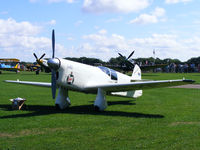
0, 58, 21, 74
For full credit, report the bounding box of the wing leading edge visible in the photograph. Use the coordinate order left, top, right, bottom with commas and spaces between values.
85, 79, 195, 92
5, 80, 51, 87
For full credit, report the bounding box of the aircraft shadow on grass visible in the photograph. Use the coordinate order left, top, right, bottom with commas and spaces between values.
0, 100, 164, 119
88, 100, 136, 106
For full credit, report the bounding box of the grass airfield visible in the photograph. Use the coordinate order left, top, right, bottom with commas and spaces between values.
0, 71, 200, 150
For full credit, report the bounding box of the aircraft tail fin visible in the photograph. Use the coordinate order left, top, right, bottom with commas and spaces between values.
112, 64, 143, 98
14, 63, 20, 69
130, 64, 142, 98
131, 64, 141, 80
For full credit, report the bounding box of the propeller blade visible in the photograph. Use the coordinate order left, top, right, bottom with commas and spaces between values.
33, 53, 38, 60
51, 70, 56, 99
127, 60, 135, 68
127, 50, 135, 60
117, 51, 135, 72
51, 29, 56, 99
118, 53, 124, 58
52, 30, 55, 58
39, 53, 46, 60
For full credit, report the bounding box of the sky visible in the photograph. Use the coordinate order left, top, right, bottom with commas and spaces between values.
0, 0, 200, 62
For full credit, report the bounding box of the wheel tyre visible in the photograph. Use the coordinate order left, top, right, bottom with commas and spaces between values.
94, 106, 100, 111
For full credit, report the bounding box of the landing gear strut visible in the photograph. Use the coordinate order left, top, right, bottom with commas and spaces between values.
94, 88, 107, 111
55, 87, 71, 110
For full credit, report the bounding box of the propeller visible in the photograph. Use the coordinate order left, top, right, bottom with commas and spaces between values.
33, 53, 46, 65
117, 50, 135, 72
118, 53, 124, 58
33, 30, 60, 99
33, 53, 38, 60
118, 50, 134, 61
40, 53, 46, 60
52, 30, 55, 58
127, 50, 135, 60
51, 29, 56, 99
47, 29, 60, 99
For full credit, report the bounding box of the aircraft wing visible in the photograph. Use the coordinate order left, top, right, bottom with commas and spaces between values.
4, 80, 51, 87
85, 79, 195, 92
4, 79, 195, 93
0, 68, 19, 71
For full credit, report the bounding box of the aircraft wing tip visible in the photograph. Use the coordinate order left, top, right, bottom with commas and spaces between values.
4, 80, 20, 83
183, 79, 195, 83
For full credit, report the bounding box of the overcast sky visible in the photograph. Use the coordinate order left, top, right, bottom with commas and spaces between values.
0, 0, 200, 62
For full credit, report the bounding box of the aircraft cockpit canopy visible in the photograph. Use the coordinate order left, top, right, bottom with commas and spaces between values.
98, 66, 118, 81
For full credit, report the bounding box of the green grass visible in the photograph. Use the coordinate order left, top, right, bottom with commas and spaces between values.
0, 71, 200, 150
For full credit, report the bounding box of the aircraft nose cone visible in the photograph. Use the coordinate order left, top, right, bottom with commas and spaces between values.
47, 58, 60, 70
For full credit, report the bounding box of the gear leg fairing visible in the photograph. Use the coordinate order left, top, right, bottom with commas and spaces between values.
55, 87, 71, 109
94, 88, 107, 111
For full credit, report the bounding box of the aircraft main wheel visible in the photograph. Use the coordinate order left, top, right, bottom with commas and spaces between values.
94, 106, 100, 111
55, 104, 69, 110
55, 104, 61, 110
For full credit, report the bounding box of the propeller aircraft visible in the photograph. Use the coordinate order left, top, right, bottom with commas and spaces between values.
32, 53, 51, 74
0, 58, 21, 74
5, 30, 195, 111
117, 51, 168, 72
26, 53, 50, 74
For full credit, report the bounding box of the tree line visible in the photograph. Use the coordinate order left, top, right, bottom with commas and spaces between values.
19, 56, 200, 67
64, 56, 200, 66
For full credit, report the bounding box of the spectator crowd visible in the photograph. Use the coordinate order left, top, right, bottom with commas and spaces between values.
162, 63, 200, 73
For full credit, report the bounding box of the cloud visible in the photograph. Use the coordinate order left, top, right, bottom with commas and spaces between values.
78, 30, 133, 60
0, 11, 8, 15
83, 31, 128, 51
1, 18, 199, 62
67, 37, 74, 41
130, 14, 158, 24
0, 18, 41, 35
98, 29, 107, 34
82, 0, 150, 14
0, 18, 66, 61
165, 0, 192, 4
152, 7, 165, 17
129, 7, 166, 24
75, 30, 200, 61
193, 20, 200, 24
127, 34, 196, 61
74, 20, 83, 26
48, 19, 56, 25
106, 16, 122, 23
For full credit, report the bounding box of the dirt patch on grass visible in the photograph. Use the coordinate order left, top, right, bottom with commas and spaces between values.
170, 121, 200, 126
0, 127, 70, 138
170, 84, 200, 89
0, 133, 13, 138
